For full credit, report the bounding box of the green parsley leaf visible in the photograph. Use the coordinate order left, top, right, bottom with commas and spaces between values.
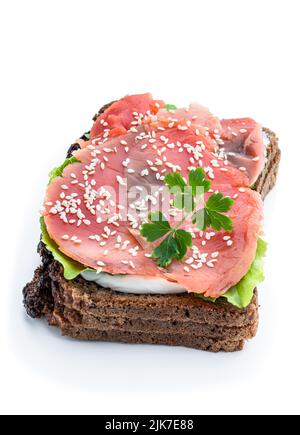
192, 208, 211, 231
165, 173, 194, 212
173, 188, 195, 212
140, 168, 235, 268
165, 172, 187, 192
140, 212, 171, 242
206, 192, 234, 213
204, 209, 233, 232
189, 167, 211, 195
192, 192, 234, 231
174, 230, 193, 261
152, 234, 179, 268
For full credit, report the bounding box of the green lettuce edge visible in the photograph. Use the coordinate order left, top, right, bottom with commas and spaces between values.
43, 154, 89, 279
165, 104, 177, 111
48, 156, 80, 184
40, 217, 89, 280
196, 238, 267, 309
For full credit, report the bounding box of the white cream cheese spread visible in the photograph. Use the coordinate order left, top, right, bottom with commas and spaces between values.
81, 270, 186, 294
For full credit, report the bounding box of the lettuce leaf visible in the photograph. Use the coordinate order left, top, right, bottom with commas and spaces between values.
40, 217, 89, 280
165, 104, 177, 111
43, 155, 87, 279
222, 238, 267, 308
48, 156, 80, 183
195, 239, 267, 308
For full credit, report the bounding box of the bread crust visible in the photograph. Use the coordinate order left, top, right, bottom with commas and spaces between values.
23, 105, 280, 352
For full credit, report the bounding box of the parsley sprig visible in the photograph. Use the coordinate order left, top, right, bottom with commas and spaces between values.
140, 168, 234, 268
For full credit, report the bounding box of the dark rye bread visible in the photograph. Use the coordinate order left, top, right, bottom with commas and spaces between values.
254, 128, 281, 200
25, 261, 258, 352
23, 104, 280, 352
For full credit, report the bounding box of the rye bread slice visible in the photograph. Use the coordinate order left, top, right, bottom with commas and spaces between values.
254, 128, 281, 200
23, 104, 280, 352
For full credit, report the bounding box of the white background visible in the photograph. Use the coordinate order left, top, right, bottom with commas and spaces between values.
1, 0, 299, 415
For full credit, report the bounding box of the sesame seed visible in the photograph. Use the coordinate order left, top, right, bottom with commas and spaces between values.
97, 261, 106, 267
227, 240, 233, 247
140, 169, 149, 177
117, 176, 126, 186
62, 235, 69, 240
185, 258, 194, 265
184, 266, 190, 273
